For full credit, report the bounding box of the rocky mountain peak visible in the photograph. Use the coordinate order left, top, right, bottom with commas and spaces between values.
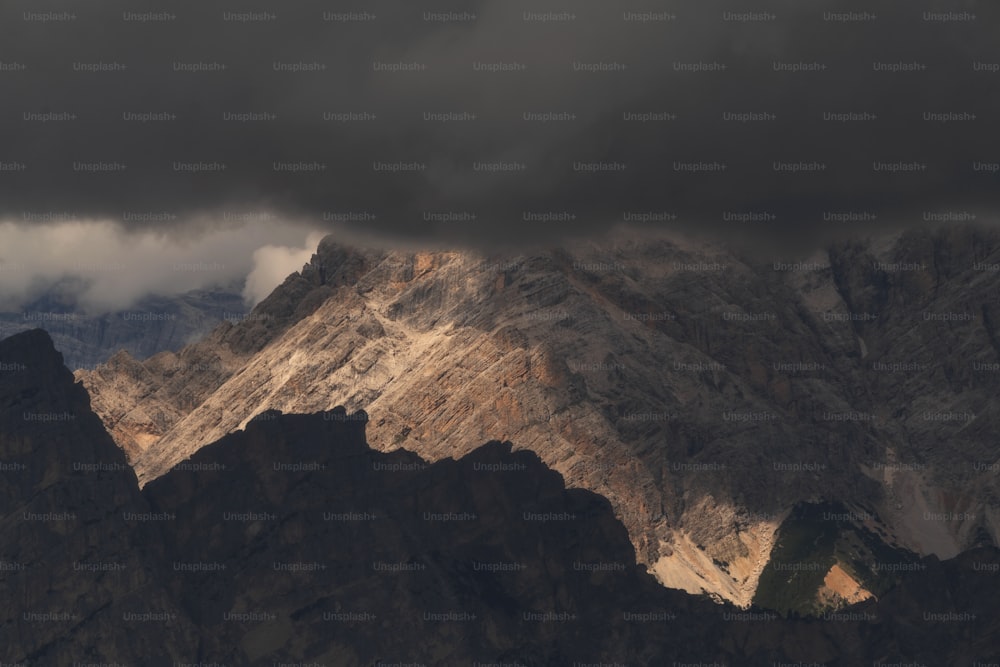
0, 327, 66, 379
0, 329, 207, 663
75, 226, 1000, 605
0, 328, 118, 462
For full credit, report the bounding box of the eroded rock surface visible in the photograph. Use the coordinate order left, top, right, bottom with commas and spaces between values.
77, 227, 1000, 604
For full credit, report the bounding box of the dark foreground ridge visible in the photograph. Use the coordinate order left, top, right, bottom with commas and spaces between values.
2, 329, 999, 665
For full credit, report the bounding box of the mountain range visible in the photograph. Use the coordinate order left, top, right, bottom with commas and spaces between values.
2, 327, 999, 664
74, 225, 1000, 610
0, 286, 245, 370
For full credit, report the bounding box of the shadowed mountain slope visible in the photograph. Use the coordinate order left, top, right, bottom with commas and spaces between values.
3, 329, 1000, 664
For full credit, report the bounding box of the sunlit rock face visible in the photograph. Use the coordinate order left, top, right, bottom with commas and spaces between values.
78, 226, 1000, 604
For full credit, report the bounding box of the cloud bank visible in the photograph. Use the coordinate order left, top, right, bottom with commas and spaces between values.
0, 218, 320, 313
242, 231, 327, 307
0, 0, 996, 251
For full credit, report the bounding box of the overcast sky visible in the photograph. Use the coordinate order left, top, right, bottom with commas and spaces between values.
1, 0, 997, 309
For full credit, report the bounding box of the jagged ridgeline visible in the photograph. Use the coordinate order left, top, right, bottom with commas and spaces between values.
3, 329, 1000, 664
77, 227, 1000, 608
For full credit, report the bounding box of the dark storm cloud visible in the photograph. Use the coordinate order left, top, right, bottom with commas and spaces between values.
1, 0, 999, 248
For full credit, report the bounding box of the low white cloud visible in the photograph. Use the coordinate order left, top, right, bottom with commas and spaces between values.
242, 231, 327, 307
0, 218, 322, 315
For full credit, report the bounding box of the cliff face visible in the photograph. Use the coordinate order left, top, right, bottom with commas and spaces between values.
76, 227, 1000, 604
0, 329, 215, 665
0, 287, 245, 370
4, 328, 1000, 664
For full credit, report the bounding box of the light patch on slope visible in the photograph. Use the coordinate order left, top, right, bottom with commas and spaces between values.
651, 511, 787, 608
861, 449, 962, 558
891, 469, 962, 558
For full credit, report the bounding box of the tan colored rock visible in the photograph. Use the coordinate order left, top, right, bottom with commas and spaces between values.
818, 563, 874, 609
77, 228, 1000, 605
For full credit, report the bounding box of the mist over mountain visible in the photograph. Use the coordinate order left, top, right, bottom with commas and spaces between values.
3, 328, 999, 665
0, 286, 245, 370
0, 218, 324, 314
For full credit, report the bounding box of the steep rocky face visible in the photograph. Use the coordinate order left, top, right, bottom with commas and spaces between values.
0, 329, 214, 665
0, 286, 245, 370
74, 246, 383, 462
820, 228, 1000, 555
4, 329, 1000, 664
77, 227, 1000, 605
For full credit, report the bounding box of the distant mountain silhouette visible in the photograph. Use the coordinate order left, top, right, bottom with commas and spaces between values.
0, 286, 245, 369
